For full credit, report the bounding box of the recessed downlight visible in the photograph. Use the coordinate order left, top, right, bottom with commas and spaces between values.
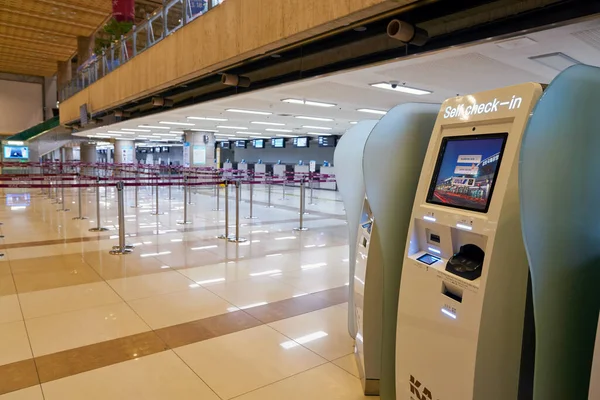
370, 82, 432, 95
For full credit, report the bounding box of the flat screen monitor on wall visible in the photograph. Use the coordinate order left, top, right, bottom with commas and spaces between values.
3, 146, 29, 160
293, 137, 309, 148
425, 133, 508, 213
271, 138, 286, 148
253, 139, 265, 149
221, 142, 231, 149
235, 140, 247, 149
318, 136, 337, 147
161, 147, 170, 153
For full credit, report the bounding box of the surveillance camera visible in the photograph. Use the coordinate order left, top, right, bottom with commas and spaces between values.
390, 81, 399, 89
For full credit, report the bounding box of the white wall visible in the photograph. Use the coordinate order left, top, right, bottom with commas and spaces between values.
0, 79, 43, 135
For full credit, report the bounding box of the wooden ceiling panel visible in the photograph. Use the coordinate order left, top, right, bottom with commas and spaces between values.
0, 0, 112, 76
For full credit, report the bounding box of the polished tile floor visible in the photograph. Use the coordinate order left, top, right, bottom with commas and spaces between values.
0, 182, 374, 399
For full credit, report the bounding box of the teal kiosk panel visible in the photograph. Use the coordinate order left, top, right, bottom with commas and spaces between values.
520, 64, 600, 399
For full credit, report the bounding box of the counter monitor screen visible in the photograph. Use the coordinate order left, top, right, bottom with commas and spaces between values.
161, 146, 170, 153
318, 136, 337, 147
294, 137, 309, 148
235, 140, 247, 149
221, 141, 230, 149
154, 147, 161, 153
271, 138, 286, 148
426, 133, 508, 213
4, 146, 29, 160
253, 139, 265, 149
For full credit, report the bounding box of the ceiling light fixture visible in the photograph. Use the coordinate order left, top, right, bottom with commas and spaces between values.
370, 82, 432, 95
302, 125, 332, 130
251, 121, 285, 126
237, 132, 262, 135
215, 133, 235, 137
294, 116, 334, 122
121, 128, 151, 132
357, 108, 387, 115
282, 99, 336, 107
169, 131, 184, 134
187, 116, 228, 121
306, 132, 332, 136
350, 121, 358, 124
217, 125, 248, 130
190, 129, 219, 133
139, 125, 171, 130
226, 109, 272, 115
276, 134, 297, 138
159, 121, 195, 126
266, 128, 293, 133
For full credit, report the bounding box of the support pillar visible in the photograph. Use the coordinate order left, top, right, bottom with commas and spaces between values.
77, 36, 94, 67
57, 60, 72, 90
114, 140, 135, 164
183, 131, 215, 168
63, 147, 74, 162
80, 142, 97, 176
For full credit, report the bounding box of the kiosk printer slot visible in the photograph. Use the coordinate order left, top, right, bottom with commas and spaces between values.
395, 83, 543, 400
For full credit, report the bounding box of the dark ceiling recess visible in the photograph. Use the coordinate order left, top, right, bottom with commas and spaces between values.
83, 0, 600, 126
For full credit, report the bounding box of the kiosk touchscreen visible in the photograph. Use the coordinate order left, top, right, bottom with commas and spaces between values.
395, 83, 543, 400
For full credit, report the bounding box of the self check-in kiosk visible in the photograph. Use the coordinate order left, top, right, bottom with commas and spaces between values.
353, 104, 439, 398
518, 65, 600, 400
395, 83, 543, 400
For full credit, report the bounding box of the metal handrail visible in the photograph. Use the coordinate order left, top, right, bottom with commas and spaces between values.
59, 0, 224, 102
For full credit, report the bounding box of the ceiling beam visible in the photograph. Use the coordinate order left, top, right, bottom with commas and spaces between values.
0, 43, 71, 58
0, 33, 74, 49
35, 0, 109, 16
0, 7, 96, 30
0, 22, 75, 39
0, 65, 53, 77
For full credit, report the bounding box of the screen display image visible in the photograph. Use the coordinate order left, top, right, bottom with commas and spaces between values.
6, 193, 30, 207
318, 136, 337, 147
4, 146, 29, 159
271, 138, 286, 148
253, 139, 265, 149
235, 140, 247, 148
294, 137, 309, 148
417, 253, 441, 265
426, 133, 508, 213
221, 142, 231, 149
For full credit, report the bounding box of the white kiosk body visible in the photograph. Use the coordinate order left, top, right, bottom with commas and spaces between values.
272, 164, 287, 179
237, 162, 248, 172
395, 83, 543, 400
254, 163, 266, 177
294, 164, 309, 187
223, 162, 233, 178
319, 165, 337, 190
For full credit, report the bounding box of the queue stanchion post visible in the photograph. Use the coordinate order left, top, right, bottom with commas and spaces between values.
212, 181, 221, 211
167, 166, 173, 200
131, 170, 139, 208
218, 181, 230, 239
245, 179, 257, 219
177, 177, 191, 225
293, 178, 308, 231
57, 181, 70, 212
89, 177, 108, 232
151, 177, 163, 216
228, 180, 247, 243
73, 175, 88, 220
266, 173, 274, 208
110, 181, 133, 255
308, 175, 316, 206
280, 178, 287, 200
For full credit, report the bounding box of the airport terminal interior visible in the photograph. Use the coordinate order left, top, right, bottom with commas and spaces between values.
0, 0, 599, 399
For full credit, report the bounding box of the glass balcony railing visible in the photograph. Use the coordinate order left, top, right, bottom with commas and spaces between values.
59, 0, 226, 102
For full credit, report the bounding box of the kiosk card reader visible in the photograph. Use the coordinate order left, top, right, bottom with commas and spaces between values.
395, 83, 543, 400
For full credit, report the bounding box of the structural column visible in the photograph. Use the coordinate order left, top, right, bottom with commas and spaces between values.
62, 147, 74, 162
114, 140, 135, 164
57, 60, 72, 90
183, 131, 215, 168
77, 35, 94, 67
80, 142, 97, 176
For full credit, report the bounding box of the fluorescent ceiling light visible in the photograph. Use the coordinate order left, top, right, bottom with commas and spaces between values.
187, 116, 228, 121
217, 125, 248, 130
139, 125, 170, 130
120, 132, 136, 135
294, 116, 333, 122
7, 141, 23, 145
251, 121, 285, 126
215, 133, 235, 137
251, 136, 269, 139
169, 131, 184, 134
107, 131, 126, 134
266, 128, 293, 132
159, 121, 195, 126
156, 133, 178, 137
307, 132, 332, 136
121, 128, 151, 132
237, 132, 262, 135
276, 134, 297, 138
282, 99, 336, 107
357, 108, 387, 115
350, 121, 358, 124
529, 52, 580, 71
226, 108, 272, 115
370, 82, 432, 95
302, 125, 332, 130
190, 129, 219, 133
